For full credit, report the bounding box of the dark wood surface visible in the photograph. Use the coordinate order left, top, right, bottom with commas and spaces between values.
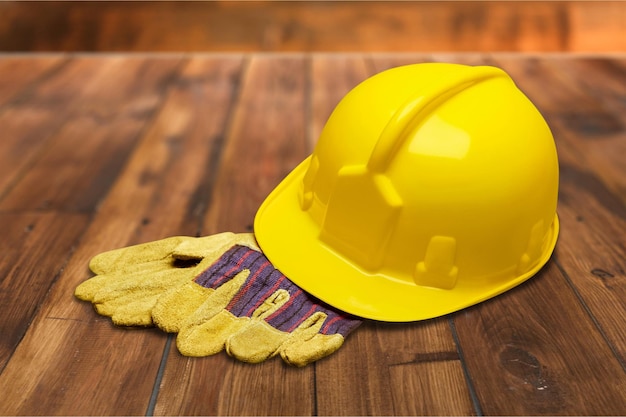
1, 1, 625, 52
0, 53, 624, 415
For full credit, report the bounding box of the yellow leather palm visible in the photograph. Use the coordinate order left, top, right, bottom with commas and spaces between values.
75, 233, 256, 326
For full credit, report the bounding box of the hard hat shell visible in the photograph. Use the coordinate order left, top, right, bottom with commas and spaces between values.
254, 63, 559, 322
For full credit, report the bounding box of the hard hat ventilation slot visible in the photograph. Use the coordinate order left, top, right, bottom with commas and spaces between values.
414, 236, 459, 290
516, 220, 546, 275
299, 155, 319, 210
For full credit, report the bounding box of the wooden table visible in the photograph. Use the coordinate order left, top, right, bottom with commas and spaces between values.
0, 53, 624, 415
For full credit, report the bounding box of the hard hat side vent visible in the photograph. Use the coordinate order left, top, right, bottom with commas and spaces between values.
414, 236, 459, 290
516, 219, 547, 275
299, 155, 319, 210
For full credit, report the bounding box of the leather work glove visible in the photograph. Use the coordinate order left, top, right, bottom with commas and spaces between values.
75, 232, 250, 327
75, 233, 362, 366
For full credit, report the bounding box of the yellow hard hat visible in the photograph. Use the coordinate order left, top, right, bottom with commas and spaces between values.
254, 63, 559, 322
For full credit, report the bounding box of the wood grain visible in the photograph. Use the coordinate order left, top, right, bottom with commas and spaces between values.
309, 55, 372, 146
0, 57, 182, 405
0, 56, 65, 108
0, 56, 248, 415
154, 56, 314, 416
453, 262, 626, 415
0, 54, 624, 415
1, 1, 624, 52
0, 58, 106, 199
0, 212, 88, 370
389, 360, 475, 416
202, 56, 309, 234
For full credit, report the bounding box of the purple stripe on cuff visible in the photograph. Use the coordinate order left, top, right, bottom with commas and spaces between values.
191, 244, 362, 337
193, 245, 261, 289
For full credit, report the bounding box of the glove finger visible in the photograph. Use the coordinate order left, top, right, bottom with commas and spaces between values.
91, 268, 193, 329
226, 320, 287, 363
224, 289, 291, 363
280, 333, 345, 367
75, 274, 117, 302
153, 244, 257, 331
90, 268, 190, 304
224, 311, 339, 366
93, 257, 175, 278
174, 269, 252, 356
89, 236, 193, 275
180, 268, 251, 328
75, 258, 174, 301
81, 236, 231, 305
171, 232, 243, 260
230, 298, 360, 366
279, 310, 362, 366
94, 293, 137, 317
177, 310, 248, 357
276, 311, 344, 367
93, 285, 164, 319
152, 281, 215, 333
109, 299, 160, 327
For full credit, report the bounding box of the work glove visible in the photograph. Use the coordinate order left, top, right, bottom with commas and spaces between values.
75, 233, 362, 366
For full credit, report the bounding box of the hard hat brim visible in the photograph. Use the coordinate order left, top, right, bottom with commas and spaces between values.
254, 156, 559, 322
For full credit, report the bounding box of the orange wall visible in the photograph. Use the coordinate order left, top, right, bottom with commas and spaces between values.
1, 1, 624, 52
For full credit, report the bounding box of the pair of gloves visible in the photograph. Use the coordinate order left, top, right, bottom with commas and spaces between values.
75, 233, 362, 367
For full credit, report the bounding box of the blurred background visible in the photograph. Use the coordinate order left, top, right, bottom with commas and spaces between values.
0, 0, 624, 53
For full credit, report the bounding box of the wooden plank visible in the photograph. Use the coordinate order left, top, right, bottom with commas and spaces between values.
0, 56, 245, 415
215, 361, 314, 416
0, 212, 88, 371
0, 57, 111, 199
312, 56, 473, 415
0, 106, 59, 197
453, 262, 626, 415
0, 318, 166, 415
44, 56, 245, 320
0, 55, 184, 375
0, 56, 183, 212
154, 56, 314, 416
317, 319, 465, 416
369, 54, 434, 73
0, 56, 65, 109
308, 55, 372, 146
202, 55, 309, 234
1, 54, 623, 416
2, 2, 624, 53
389, 360, 475, 416
544, 58, 626, 198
